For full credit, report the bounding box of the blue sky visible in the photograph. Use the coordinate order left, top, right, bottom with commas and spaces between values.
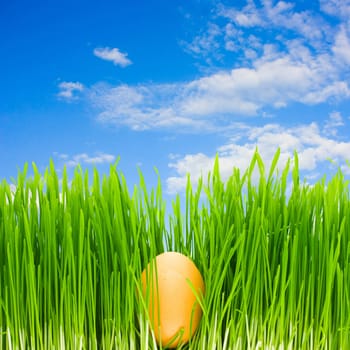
1, 0, 350, 195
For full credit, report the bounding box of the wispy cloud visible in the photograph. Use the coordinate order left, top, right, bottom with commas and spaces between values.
323, 111, 344, 136
182, 23, 223, 63
167, 121, 350, 194
89, 82, 215, 131
218, 0, 329, 44
220, 0, 264, 28
332, 26, 350, 65
185, 0, 338, 69
320, 0, 350, 19
89, 47, 350, 131
55, 152, 116, 168
93, 47, 132, 67
57, 81, 84, 100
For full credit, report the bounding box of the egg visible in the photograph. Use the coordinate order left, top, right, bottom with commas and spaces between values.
141, 252, 205, 348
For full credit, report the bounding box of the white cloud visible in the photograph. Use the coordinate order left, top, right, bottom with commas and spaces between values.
184, 0, 337, 72
93, 47, 132, 67
302, 82, 350, 104
85, 2, 350, 131
320, 0, 350, 19
55, 152, 116, 168
264, 0, 326, 41
223, 23, 245, 52
180, 54, 349, 115
89, 47, 349, 132
219, 0, 264, 27
89, 83, 217, 131
166, 121, 350, 194
332, 26, 350, 65
57, 81, 84, 100
183, 23, 222, 60
219, 0, 328, 43
54, 1, 350, 146
323, 111, 344, 136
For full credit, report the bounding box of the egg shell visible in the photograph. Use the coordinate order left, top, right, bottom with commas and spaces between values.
141, 252, 205, 348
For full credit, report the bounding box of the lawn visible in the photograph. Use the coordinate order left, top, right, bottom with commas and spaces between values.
0, 149, 349, 349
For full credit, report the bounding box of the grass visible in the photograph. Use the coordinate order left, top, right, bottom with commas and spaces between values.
0, 149, 350, 349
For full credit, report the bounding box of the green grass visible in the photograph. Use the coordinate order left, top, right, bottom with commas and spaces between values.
0, 149, 350, 349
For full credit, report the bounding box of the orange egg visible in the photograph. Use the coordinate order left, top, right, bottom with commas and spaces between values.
141, 252, 205, 348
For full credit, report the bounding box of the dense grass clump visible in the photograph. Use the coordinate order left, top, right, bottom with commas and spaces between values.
0, 149, 350, 349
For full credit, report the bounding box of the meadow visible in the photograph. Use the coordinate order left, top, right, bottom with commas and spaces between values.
0, 149, 349, 349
